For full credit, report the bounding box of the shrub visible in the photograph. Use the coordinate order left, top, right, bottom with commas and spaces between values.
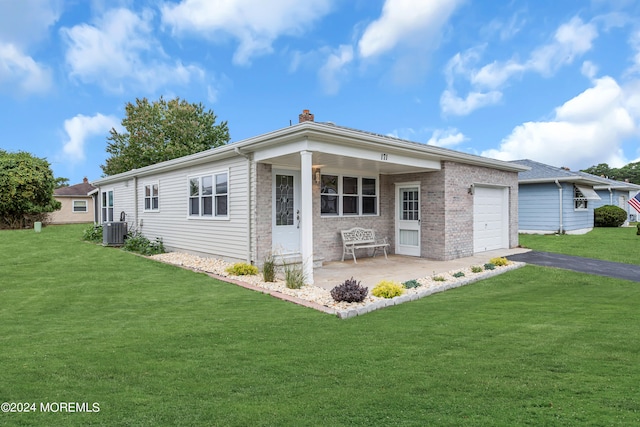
226, 262, 259, 276
83, 224, 103, 243
489, 257, 509, 267
471, 266, 483, 273
484, 263, 496, 270
403, 279, 421, 289
283, 262, 305, 289
262, 253, 276, 282
330, 278, 368, 303
637, 223, 640, 236
453, 271, 465, 278
123, 231, 165, 255
372, 280, 405, 298
433, 276, 446, 282
594, 205, 628, 227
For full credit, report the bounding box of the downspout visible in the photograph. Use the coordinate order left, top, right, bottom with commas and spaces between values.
555, 180, 563, 234
133, 176, 138, 230
608, 187, 613, 205
235, 147, 253, 264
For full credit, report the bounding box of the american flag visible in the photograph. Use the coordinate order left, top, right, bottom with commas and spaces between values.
630, 192, 640, 214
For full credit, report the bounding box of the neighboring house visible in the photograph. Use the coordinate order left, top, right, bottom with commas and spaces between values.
93, 110, 528, 284
49, 177, 98, 224
510, 159, 640, 234
585, 175, 640, 222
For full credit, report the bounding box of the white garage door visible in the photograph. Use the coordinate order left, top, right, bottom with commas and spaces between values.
473, 186, 508, 253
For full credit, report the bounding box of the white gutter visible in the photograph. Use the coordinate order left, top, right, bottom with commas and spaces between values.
555, 180, 563, 234
234, 147, 253, 264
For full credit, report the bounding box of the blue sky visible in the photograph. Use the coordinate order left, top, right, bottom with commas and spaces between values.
1, 0, 640, 185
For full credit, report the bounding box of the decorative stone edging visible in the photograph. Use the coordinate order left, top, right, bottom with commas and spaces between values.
149, 252, 525, 318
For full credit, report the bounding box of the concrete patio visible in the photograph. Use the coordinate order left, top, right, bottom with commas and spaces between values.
312, 247, 531, 290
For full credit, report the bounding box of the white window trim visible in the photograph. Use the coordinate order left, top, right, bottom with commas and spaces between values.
574, 186, 588, 210
100, 189, 114, 223
143, 182, 160, 212
320, 173, 379, 217
72, 199, 88, 213
187, 170, 230, 220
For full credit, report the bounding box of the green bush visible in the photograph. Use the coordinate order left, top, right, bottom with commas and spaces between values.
262, 253, 276, 282
471, 266, 483, 273
330, 278, 368, 303
372, 281, 404, 298
484, 263, 496, 271
594, 205, 628, 227
226, 262, 259, 276
123, 231, 165, 255
83, 224, 103, 243
637, 224, 640, 236
402, 279, 421, 289
453, 271, 465, 278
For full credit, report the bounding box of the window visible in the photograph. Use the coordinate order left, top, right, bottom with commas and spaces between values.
101, 190, 113, 222
574, 186, 588, 210
144, 183, 159, 211
320, 174, 377, 216
73, 200, 88, 213
189, 172, 228, 218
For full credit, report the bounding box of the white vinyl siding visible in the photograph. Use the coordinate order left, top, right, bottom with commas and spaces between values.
135, 158, 249, 261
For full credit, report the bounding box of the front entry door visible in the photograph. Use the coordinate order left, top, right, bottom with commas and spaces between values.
396, 185, 421, 256
272, 170, 301, 254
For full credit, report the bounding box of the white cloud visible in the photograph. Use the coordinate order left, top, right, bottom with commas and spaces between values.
442, 16, 599, 116
0, 42, 52, 94
318, 45, 354, 95
440, 89, 502, 116
61, 8, 205, 93
482, 76, 637, 169
426, 128, 467, 148
358, 0, 463, 58
161, 0, 333, 66
62, 113, 120, 162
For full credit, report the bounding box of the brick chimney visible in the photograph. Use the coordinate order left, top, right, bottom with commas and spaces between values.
299, 109, 314, 123
83, 177, 88, 183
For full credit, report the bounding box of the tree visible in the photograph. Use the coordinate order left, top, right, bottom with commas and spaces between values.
101, 97, 230, 176
55, 177, 70, 188
0, 150, 61, 229
581, 162, 640, 184
581, 163, 612, 178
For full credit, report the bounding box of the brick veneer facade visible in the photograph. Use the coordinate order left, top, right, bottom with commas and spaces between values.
253, 159, 519, 264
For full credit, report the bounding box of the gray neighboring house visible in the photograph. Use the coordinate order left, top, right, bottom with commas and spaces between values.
93, 110, 528, 284
511, 159, 640, 234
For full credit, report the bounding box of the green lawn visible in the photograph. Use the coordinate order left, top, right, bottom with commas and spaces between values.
1, 225, 639, 426
519, 226, 640, 265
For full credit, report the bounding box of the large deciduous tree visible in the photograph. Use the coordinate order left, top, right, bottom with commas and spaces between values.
101, 97, 230, 176
0, 150, 61, 229
582, 162, 640, 184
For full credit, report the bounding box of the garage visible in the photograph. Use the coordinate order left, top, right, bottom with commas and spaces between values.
473, 186, 509, 253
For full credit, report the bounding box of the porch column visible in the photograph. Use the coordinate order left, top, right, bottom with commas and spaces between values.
300, 150, 314, 284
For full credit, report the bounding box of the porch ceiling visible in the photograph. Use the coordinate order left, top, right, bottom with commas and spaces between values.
261, 151, 440, 175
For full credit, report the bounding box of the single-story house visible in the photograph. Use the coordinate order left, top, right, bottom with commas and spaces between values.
49, 177, 98, 224
93, 110, 528, 283
510, 159, 640, 234
586, 175, 640, 222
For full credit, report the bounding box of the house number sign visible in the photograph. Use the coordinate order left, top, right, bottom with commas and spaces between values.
381, 153, 388, 161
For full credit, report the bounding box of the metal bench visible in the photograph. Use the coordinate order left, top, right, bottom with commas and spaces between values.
340, 227, 389, 263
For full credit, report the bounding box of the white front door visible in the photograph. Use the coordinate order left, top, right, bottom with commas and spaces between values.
396, 184, 421, 256
272, 170, 301, 254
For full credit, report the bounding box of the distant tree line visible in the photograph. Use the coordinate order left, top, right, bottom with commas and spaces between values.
581, 162, 640, 185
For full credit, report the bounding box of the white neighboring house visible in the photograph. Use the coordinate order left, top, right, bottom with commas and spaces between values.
93, 110, 528, 284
